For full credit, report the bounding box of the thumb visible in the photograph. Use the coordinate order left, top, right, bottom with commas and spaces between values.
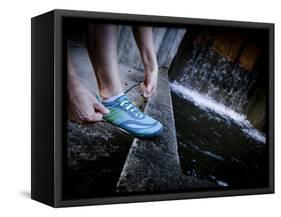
144, 83, 153, 98
141, 82, 152, 93
93, 102, 110, 114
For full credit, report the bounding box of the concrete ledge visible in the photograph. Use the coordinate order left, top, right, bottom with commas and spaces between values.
66, 43, 214, 198
66, 45, 145, 198
117, 69, 214, 192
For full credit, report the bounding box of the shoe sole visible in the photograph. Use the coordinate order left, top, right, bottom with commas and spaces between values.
125, 125, 164, 139
104, 120, 164, 138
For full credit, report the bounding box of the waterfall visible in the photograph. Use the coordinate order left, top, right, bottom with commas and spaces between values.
170, 34, 266, 143
173, 43, 258, 114
170, 82, 266, 143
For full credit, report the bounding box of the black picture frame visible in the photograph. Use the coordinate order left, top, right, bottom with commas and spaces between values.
31, 9, 274, 207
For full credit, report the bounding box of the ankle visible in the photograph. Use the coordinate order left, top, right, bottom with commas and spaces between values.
99, 88, 124, 100
101, 93, 124, 103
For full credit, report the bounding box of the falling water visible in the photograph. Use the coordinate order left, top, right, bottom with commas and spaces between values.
174, 44, 258, 113
170, 82, 265, 143
171, 42, 265, 143
168, 29, 268, 188
171, 38, 266, 143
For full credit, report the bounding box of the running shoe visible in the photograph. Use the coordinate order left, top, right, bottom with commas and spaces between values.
101, 95, 163, 138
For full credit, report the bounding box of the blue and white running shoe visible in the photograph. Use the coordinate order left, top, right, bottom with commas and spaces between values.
101, 95, 163, 138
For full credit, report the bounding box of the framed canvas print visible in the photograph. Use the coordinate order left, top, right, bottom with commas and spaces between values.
31, 9, 274, 207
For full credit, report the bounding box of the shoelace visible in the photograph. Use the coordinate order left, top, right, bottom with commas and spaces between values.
124, 81, 143, 94
120, 100, 142, 118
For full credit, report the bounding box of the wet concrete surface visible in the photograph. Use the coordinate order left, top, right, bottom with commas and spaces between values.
65, 121, 133, 198
117, 69, 215, 193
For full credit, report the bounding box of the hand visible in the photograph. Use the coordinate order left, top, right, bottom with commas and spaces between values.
68, 84, 109, 124
132, 26, 158, 98
140, 66, 158, 98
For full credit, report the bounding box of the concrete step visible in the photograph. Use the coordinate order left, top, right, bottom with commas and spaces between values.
66, 45, 138, 198
66, 43, 214, 198
116, 69, 214, 193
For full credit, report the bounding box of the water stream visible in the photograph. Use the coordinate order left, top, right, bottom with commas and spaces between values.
170, 40, 268, 188
173, 41, 259, 114
171, 88, 268, 188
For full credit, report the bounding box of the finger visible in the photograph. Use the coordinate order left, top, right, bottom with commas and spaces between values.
92, 112, 103, 121
143, 92, 149, 98
93, 102, 110, 114
140, 83, 147, 97
140, 83, 151, 98
81, 113, 103, 123
142, 81, 153, 93
140, 82, 145, 93
149, 86, 156, 96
